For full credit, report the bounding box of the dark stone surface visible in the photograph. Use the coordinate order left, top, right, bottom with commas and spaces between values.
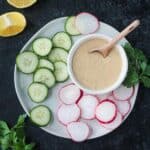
0, 0, 150, 149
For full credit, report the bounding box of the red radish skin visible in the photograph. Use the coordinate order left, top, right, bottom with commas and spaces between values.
100, 111, 123, 130
99, 97, 131, 117
78, 95, 99, 120
59, 83, 82, 105
76, 90, 84, 104
95, 100, 117, 124
67, 123, 92, 142
116, 100, 131, 117
67, 121, 90, 142
57, 104, 81, 126
112, 85, 134, 101
75, 12, 100, 35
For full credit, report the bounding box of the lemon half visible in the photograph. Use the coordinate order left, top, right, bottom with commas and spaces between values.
0, 12, 26, 37
7, 0, 37, 9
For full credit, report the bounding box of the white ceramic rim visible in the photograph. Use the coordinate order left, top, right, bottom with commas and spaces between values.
68, 34, 128, 95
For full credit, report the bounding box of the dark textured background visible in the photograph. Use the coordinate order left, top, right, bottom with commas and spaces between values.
0, 0, 150, 150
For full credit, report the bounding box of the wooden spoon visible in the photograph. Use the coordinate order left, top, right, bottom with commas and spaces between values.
89, 19, 140, 57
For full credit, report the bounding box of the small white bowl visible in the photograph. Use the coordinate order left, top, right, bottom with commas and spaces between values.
68, 34, 128, 95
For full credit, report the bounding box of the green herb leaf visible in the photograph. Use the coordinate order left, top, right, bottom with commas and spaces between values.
0, 114, 35, 150
0, 121, 10, 136
141, 76, 150, 88
143, 65, 150, 76
12, 114, 26, 140
13, 114, 26, 129
124, 43, 135, 60
123, 68, 139, 87
140, 62, 147, 72
25, 143, 35, 150
134, 48, 147, 63
123, 43, 150, 88
0, 134, 11, 150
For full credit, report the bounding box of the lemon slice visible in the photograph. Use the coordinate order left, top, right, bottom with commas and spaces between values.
7, 0, 37, 8
0, 12, 26, 37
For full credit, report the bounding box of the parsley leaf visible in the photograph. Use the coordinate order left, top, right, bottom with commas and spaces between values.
143, 65, 150, 76
0, 115, 35, 150
140, 62, 147, 72
0, 121, 10, 136
0, 134, 10, 150
141, 76, 150, 88
123, 43, 150, 88
25, 143, 36, 150
13, 114, 26, 129
123, 68, 139, 87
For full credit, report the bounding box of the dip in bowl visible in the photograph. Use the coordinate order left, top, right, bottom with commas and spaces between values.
68, 34, 128, 95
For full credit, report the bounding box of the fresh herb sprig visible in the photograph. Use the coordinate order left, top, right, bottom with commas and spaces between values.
123, 43, 150, 88
0, 114, 35, 150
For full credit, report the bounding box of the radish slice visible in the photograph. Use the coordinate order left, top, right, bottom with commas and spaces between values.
59, 84, 82, 105
112, 85, 134, 101
67, 121, 90, 142
78, 95, 99, 120
75, 12, 100, 34
96, 100, 117, 124
116, 101, 131, 117
100, 112, 123, 130
98, 92, 112, 101
57, 104, 80, 125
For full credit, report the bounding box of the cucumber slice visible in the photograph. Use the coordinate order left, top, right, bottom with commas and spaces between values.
39, 59, 54, 71
52, 32, 72, 51
48, 48, 68, 63
16, 51, 38, 74
28, 82, 48, 103
30, 105, 51, 126
34, 68, 55, 88
54, 61, 68, 82
65, 16, 80, 36
33, 38, 52, 56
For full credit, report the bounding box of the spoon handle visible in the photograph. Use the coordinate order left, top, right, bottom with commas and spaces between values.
103, 19, 140, 57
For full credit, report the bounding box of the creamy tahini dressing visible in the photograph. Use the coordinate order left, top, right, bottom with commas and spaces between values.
72, 38, 122, 90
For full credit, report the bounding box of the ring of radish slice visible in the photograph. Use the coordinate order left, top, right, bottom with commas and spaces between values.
116, 100, 131, 117
78, 95, 99, 120
75, 12, 100, 34
112, 85, 134, 101
99, 111, 123, 130
59, 83, 82, 105
57, 104, 80, 125
96, 100, 117, 124
98, 92, 112, 101
67, 121, 90, 142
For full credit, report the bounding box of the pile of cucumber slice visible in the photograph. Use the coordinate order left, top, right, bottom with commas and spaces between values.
16, 31, 71, 101
16, 16, 79, 127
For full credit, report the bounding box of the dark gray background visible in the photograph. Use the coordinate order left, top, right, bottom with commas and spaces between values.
0, 0, 150, 149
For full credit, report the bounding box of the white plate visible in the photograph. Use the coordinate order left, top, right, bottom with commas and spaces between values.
14, 17, 139, 139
